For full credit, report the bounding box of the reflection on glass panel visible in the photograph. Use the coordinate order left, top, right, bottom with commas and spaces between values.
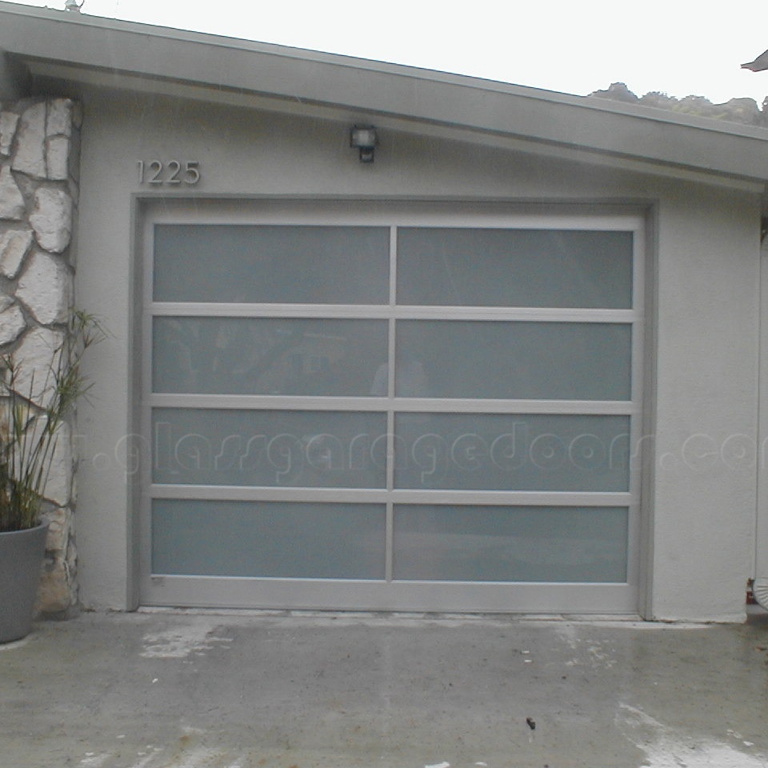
153, 317, 388, 396
397, 228, 633, 308
394, 413, 630, 491
393, 505, 628, 582
396, 321, 631, 400
154, 225, 390, 304
153, 499, 385, 579
153, 409, 387, 488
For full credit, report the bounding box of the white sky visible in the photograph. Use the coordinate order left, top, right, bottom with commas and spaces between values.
8, 0, 768, 105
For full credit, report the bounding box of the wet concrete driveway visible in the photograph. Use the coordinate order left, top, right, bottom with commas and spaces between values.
1, 610, 767, 767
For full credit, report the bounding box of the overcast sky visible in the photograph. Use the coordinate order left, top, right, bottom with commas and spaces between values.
9, 0, 768, 105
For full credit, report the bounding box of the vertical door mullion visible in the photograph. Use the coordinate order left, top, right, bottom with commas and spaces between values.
626, 223, 645, 597
385, 225, 398, 582
141, 218, 157, 588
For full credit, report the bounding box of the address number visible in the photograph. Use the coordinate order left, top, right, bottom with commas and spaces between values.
137, 160, 201, 186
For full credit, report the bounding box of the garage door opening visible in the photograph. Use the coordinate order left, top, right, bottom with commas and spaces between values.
140, 201, 645, 613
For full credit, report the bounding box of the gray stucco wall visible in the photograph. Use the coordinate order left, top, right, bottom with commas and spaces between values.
70, 88, 762, 620
648, 187, 761, 620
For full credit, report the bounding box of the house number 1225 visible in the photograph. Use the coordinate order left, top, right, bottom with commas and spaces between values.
137, 160, 201, 185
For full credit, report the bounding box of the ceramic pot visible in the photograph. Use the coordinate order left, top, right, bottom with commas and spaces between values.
0, 524, 48, 643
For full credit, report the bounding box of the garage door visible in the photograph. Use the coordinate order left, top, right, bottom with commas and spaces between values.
141, 201, 644, 613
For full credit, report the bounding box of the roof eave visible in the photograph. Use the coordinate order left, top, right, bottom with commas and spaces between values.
1, 1, 768, 187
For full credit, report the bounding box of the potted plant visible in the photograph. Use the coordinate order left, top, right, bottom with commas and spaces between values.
0, 311, 103, 643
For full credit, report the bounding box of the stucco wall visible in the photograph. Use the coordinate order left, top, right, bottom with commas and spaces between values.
71, 89, 762, 620
649, 186, 761, 620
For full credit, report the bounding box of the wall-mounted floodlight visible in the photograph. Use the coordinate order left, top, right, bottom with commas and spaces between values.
350, 125, 378, 163
64, 0, 85, 11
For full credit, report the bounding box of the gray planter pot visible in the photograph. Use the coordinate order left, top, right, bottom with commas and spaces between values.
0, 524, 48, 643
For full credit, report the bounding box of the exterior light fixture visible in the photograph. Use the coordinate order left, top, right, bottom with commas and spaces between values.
350, 125, 378, 163
64, 0, 85, 11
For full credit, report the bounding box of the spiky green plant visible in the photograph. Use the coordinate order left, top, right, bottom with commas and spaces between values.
0, 311, 104, 532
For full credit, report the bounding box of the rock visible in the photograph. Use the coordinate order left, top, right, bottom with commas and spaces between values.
37, 557, 74, 614
12, 326, 66, 408
12, 102, 46, 178
46, 99, 73, 138
0, 97, 80, 622
46, 135, 70, 181
38, 423, 72, 507
0, 111, 19, 156
0, 228, 33, 278
0, 165, 25, 220
17, 249, 73, 325
43, 507, 71, 554
30, 187, 72, 253
0, 301, 26, 345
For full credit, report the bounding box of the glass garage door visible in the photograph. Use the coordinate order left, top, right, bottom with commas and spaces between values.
141, 203, 644, 613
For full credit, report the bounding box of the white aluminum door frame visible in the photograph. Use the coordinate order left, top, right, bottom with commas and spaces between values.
138, 198, 646, 614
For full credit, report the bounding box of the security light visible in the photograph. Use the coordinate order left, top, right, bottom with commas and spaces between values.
350, 125, 378, 163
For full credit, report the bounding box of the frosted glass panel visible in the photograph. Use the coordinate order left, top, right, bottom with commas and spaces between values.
396, 321, 631, 400
393, 505, 628, 582
153, 409, 387, 488
394, 413, 630, 491
397, 228, 633, 308
153, 499, 385, 579
153, 317, 388, 395
154, 225, 390, 304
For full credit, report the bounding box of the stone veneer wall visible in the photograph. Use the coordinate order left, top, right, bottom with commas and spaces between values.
0, 98, 81, 617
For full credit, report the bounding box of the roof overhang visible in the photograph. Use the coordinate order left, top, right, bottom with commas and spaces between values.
1, 1, 768, 192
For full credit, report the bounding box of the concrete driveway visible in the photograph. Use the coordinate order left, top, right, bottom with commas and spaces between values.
1, 610, 767, 767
